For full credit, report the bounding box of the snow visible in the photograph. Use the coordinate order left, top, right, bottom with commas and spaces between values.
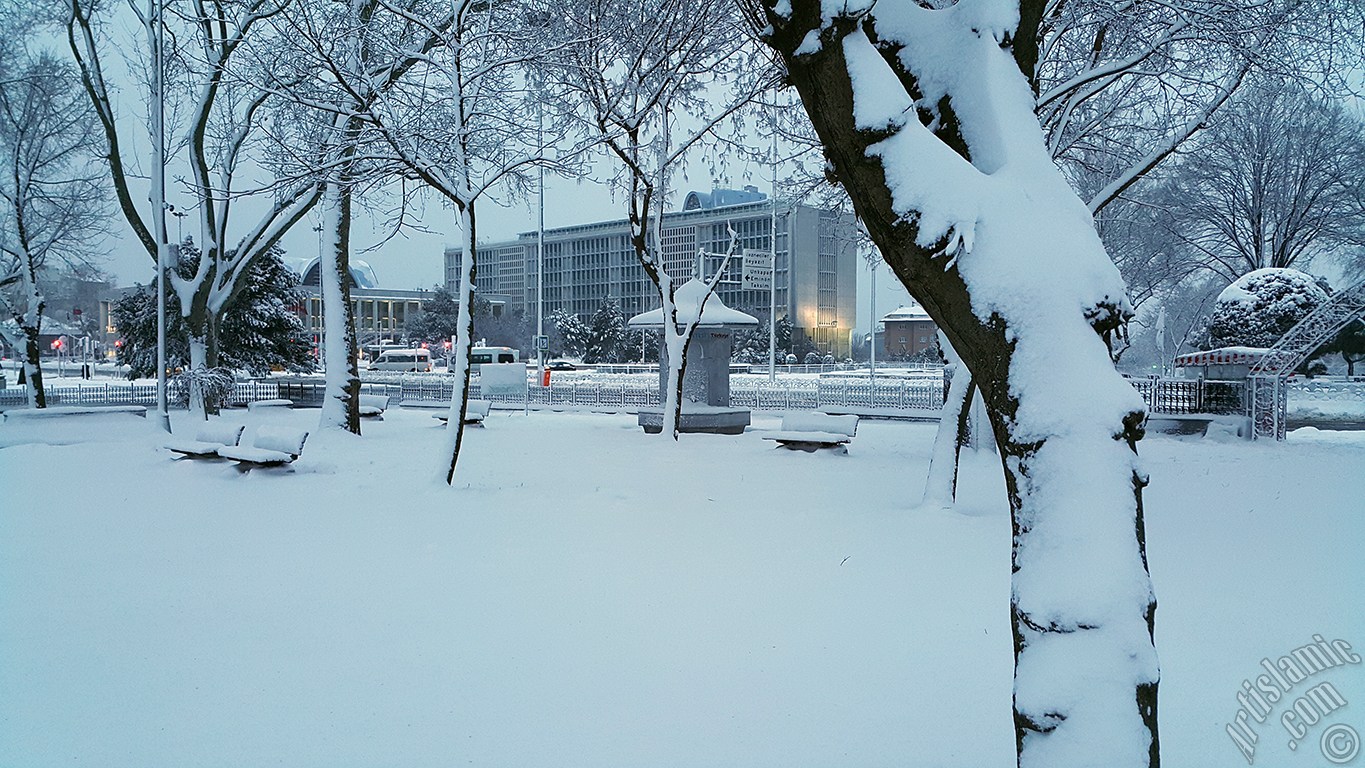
1215, 268, 1324, 307
832, 1, 1183, 762
1, 410, 1361, 767
626, 279, 759, 328
1208, 268, 1329, 348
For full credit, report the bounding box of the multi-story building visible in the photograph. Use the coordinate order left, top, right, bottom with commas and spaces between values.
446, 187, 860, 357
881, 304, 939, 359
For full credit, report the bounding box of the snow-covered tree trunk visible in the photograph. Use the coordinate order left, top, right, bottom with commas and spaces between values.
21, 331, 47, 409
657, 273, 687, 439
187, 337, 209, 421
755, 2, 1159, 766
318, 182, 362, 434
922, 340, 973, 507
2, 275, 48, 409
440, 204, 477, 484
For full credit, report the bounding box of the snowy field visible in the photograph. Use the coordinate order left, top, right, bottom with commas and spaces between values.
1, 408, 1362, 767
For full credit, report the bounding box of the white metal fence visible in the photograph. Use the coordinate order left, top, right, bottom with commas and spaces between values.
6, 374, 1359, 421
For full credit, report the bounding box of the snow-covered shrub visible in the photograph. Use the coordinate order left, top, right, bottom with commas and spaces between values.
803, 351, 822, 365
169, 366, 236, 412
1204, 268, 1328, 349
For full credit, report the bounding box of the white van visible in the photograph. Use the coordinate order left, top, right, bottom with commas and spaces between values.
470, 346, 518, 373
370, 348, 433, 373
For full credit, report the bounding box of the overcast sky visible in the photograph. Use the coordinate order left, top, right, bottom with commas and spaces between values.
83, 6, 913, 336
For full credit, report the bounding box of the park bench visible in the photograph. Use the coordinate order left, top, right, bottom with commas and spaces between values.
401, 398, 491, 425
165, 422, 246, 460
2, 405, 147, 422
430, 399, 492, 426
246, 398, 293, 412
0, 405, 150, 448
763, 411, 859, 453
217, 427, 309, 470
358, 393, 391, 419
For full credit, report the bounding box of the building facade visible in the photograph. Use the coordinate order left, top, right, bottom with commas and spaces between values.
447, 187, 860, 357
286, 256, 432, 347
881, 304, 939, 359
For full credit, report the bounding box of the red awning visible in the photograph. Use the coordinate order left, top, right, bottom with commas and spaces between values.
1173, 347, 1270, 367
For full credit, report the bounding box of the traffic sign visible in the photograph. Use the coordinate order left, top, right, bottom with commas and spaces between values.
741, 249, 773, 291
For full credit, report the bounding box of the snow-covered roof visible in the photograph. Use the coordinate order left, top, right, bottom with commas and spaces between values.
282, 256, 379, 289
627, 280, 759, 328
881, 304, 933, 323
1173, 347, 1271, 367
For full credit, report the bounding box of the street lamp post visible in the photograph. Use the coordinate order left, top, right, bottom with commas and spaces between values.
767, 88, 778, 383
536, 97, 545, 383
151, 0, 171, 433
869, 257, 876, 380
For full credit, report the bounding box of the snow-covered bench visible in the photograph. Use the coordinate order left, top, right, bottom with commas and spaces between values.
431, 399, 492, 426
358, 393, 391, 419
0, 405, 152, 448
217, 427, 309, 470
2, 405, 147, 421
763, 412, 859, 453
166, 422, 246, 460
246, 398, 293, 412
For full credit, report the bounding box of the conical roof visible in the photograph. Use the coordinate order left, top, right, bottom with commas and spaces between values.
627, 279, 759, 328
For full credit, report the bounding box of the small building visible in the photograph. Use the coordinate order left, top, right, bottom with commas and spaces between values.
881, 304, 938, 360
627, 278, 758, 435
1173, 347, 1270, 380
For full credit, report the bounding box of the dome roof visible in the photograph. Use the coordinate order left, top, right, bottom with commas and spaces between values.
284, 256, 379, 288
682, 186, 768, 211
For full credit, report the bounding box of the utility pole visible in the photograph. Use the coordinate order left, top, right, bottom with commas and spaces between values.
768, 88, 778, 383
536, 92, 545, 383
869, 257, 877, 380
151, 0, 171, 433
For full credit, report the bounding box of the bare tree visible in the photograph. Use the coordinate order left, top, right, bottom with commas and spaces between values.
556, 0, 767, 438
67, 0, 320, 417
912, 0, 1362, 501
0, 51, 109, 408
1151, 80, 1365, 283
746, 2, 1159, 766
294, 0, 578, 481
260, 0, 453, 435
1037, 0, 1363, 215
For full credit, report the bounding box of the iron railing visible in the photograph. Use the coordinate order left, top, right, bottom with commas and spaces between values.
1125, 377, 1247, 415
20, 374, 1359, 425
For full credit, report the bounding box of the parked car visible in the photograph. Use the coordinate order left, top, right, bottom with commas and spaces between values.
546, 360, 577, 371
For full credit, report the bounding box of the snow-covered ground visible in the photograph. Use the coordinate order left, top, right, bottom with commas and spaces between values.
1, 409, 1361, 767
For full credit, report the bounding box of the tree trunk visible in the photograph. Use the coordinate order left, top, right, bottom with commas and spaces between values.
23, 331, 47, 409
441, 203, 478, 484
318, 182, 362, 434
758, 3, 1159, 765
187, 336, 208, 421
922, 363, 973, 507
